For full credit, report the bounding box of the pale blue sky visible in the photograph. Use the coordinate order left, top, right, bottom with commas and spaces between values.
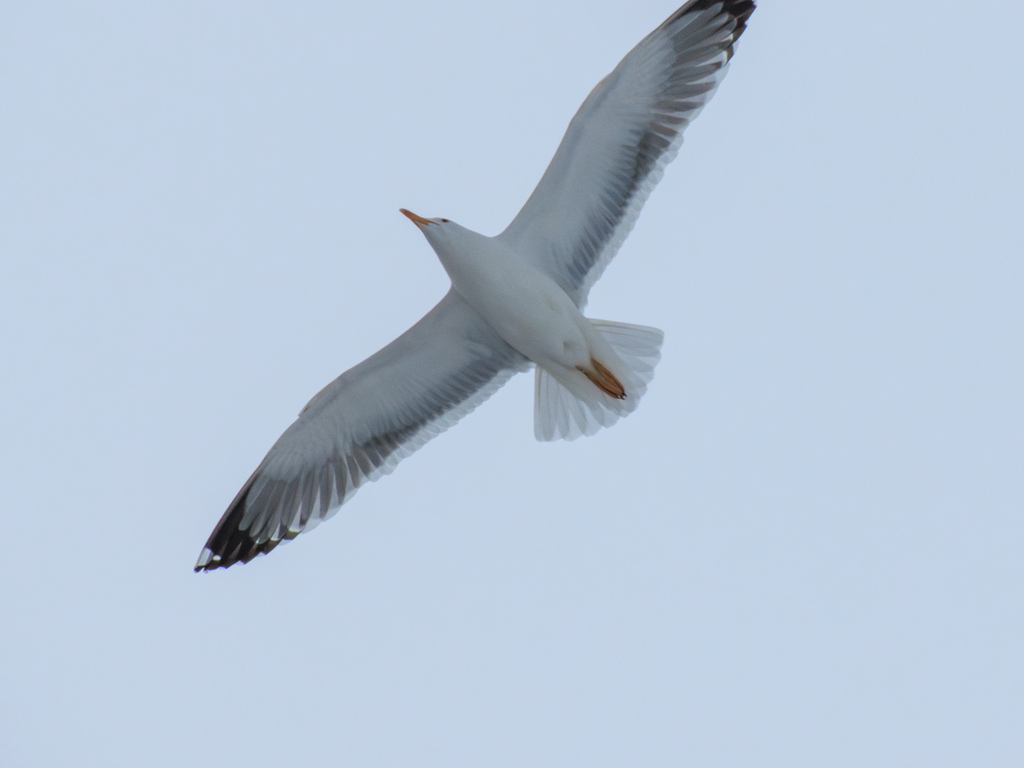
2, 2, 1022, 765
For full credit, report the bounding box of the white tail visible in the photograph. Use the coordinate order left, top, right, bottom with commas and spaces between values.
534, 319, 663, 441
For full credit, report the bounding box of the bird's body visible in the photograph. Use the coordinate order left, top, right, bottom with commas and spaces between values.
196, 0, 755, 571
414, 218, 580, 369
405, 211, 639, 415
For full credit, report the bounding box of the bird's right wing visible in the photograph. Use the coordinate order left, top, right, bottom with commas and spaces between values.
195, 288, 529, 571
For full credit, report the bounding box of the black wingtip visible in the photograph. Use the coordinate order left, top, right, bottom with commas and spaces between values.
674, 0, 756, 34
657, 0, 756, 65
193, 477, 283, 572
723, 0, 756, 40
688, 0, 756, 18
677, 0, 755, 62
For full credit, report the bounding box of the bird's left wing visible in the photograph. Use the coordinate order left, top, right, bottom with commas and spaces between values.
195, 288, 529, 571
498, 0, 754, 306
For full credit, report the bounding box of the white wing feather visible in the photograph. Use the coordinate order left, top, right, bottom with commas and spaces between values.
499, 0, 754, 307
196, 289, 528, 570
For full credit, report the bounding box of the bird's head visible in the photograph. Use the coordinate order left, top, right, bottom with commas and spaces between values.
400, 208, 491, 276
400, 208, 463, 247
400, 208, 448, 228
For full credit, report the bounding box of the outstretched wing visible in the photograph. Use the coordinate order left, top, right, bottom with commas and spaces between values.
196, 289, 529, 571
498, 0, 754, 306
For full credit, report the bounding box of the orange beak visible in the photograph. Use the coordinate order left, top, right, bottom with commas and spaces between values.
400, 208, 434, 227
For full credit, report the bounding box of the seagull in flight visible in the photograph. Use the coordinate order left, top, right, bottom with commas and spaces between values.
196, 0, 755, 571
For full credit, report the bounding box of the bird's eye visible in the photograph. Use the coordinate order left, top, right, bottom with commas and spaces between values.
440, 218, 449, 223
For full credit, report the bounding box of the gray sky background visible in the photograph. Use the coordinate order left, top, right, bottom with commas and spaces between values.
2, 1, 1022, 765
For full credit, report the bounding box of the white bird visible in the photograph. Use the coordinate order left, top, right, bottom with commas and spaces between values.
196, 0, 755, 571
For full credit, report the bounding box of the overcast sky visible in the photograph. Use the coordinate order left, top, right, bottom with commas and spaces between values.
2, 1, 1022, 766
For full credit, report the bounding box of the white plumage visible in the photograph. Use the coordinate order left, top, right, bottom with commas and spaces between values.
196, 0, 755, 571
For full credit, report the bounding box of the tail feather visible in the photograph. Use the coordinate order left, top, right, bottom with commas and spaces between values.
581, 358, 626, 399
534, 319, 663, 441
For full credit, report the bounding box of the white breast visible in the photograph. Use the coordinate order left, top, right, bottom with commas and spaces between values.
428, 224, 594, 371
